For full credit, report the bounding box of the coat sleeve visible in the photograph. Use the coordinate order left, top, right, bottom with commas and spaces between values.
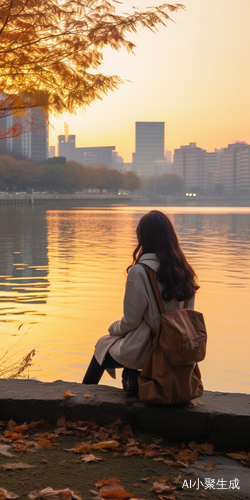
108, 270, 148, 337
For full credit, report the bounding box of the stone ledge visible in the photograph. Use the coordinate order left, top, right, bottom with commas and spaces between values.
0, 379, 249, 451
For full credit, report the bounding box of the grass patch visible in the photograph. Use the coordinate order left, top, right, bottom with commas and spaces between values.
0, 432, 248, 500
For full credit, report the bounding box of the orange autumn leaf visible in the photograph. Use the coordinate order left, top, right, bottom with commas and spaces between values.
194, 460, 217, 471
100, 484, 131, 499
10, 433, 23, 441
37, 439, 52, 449
49, 435, 56, 443
188, 441, 214, 456
96, 479, 121, 488
14, 444, 28, 452
63, 389, 75, 398
13, 423, 28, 433
74, 442, 91, 454
84, 394, 91, 398
92, 441, 119, 450
177, 449, 197, 462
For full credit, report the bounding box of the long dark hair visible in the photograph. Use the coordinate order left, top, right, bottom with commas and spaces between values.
127, 210, 199, 301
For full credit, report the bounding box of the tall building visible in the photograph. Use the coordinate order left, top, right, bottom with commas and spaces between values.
49, 145, 55, 158
219, 142, 250, 192
237, 146, 250, 191
133, 122, 165, 178
206, 151, 220, 192
57, 129, 116, 169
173, 142, 207, 191
5, 108, 48, 161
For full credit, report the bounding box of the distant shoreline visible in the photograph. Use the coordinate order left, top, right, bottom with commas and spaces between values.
0, 192, 250, 207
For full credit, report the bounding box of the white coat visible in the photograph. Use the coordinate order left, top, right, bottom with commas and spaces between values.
94, 253, 195, 377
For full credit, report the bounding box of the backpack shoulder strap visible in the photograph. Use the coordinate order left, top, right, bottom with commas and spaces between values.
139, 263, 165, 314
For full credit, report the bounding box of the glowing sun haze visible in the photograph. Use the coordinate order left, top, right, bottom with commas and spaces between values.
49, 0, 250, 163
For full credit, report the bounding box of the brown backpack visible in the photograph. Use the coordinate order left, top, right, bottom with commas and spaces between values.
138, 264, 207, 404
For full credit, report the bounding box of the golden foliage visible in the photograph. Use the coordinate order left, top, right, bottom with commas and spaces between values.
0, 0, 184, 120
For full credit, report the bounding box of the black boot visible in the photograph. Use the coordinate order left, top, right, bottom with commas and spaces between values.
122, 368, 139, 396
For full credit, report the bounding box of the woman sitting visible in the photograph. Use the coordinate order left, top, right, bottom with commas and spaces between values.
82, 210, 199, 393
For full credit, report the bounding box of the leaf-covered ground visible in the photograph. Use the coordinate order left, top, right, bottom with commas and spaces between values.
0, 418, 249, 500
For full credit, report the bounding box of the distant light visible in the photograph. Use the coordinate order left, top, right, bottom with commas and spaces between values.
193, 193, 197, 196
186, 193, 189, 196
189, 193, 192, 196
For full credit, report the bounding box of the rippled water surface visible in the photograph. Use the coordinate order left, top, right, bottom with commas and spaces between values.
0, 205, 250, 393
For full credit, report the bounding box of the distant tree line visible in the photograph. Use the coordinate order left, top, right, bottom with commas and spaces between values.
0, 155, 141, 192
142, 173, 184, 195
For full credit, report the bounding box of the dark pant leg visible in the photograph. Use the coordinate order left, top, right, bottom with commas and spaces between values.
82, 352, 123, 384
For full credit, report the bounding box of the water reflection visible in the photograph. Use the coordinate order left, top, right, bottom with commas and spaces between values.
0, 205, 249, 393
0, 207, 49, 305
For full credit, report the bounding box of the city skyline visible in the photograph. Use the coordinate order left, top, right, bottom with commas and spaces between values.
49, 0, 250, 162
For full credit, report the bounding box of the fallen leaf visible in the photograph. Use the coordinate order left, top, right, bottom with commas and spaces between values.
7, 420, 16, 431
140, 478, 150, 482
100, 483, 131, 499
188, 400, 204, 408
28, 487, 82, 500
74, 442, 91, 454
56, 417, 66, 427
177, 449, 197, 462
63, 389, 75, 398
164, 459, 188, 468
188, 441, 214, 456
84, 394, 91, 398
124, 446, 141, 456
82, 454, 106, 463
151, 482, 176, 494
226, 451, 249, 461
126, 440, 140, 447
194, 460, 217, 471
95, 480, 121, 488
1, 462, 35, 470
92, 441, 120, 450
13, 423, 28, 433
39, 460, 48, 464
132, 484, 139, 487
172, 475, 182, 485
0, 488, 19, 500
0, 445, 14, 457
37, 438, 52, 449
49, 435, 56, 443
14, 444, 28, 452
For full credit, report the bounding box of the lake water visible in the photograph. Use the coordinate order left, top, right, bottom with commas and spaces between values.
0, 204, 249, 393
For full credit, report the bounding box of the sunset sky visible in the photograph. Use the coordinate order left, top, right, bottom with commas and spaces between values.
49, 0, 250, 163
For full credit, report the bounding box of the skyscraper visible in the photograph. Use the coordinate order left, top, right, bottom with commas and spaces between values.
5, 108, 48, 161
133, 122, 165, 178
173, 142, 207, 191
